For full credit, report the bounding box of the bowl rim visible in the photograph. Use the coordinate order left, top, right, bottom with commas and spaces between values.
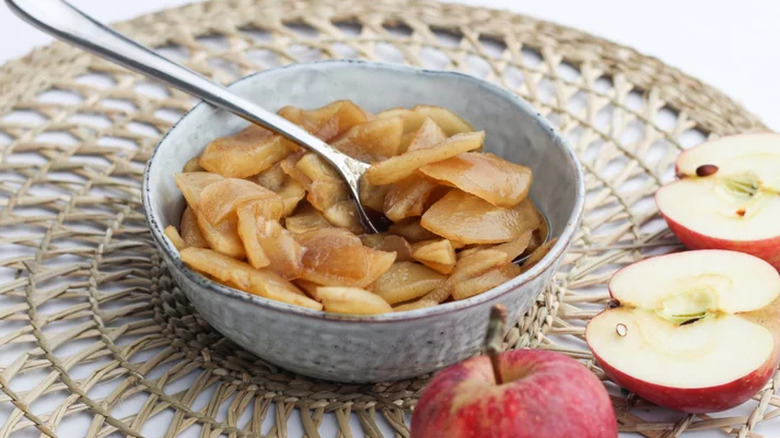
142, 59, 585, 323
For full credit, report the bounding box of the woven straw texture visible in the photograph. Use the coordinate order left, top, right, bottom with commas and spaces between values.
0, 0, 772, 436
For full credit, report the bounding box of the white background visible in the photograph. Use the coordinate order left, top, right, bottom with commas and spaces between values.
0, 1, 778, 437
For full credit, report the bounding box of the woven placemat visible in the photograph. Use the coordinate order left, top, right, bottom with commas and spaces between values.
0, 0, 772, 437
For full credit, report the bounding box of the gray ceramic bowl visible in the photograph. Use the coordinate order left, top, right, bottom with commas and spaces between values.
143, 60, 584, 382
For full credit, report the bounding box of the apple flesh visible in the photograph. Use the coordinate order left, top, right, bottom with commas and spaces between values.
656, 133, 780, 269
586, 250, 780, 413
410, 349, 617, 438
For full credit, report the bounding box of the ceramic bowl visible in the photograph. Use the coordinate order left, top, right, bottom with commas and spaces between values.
143, 60, 584, 382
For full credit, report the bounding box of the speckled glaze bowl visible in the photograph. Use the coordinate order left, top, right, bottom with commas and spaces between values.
143, 60, 584, 382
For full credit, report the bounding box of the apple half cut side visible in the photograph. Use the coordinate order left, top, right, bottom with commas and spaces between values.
586, 250, 780, 413
656, 133, 780, 269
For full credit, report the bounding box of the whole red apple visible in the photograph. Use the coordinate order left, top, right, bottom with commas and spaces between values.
410, 349, 617, 438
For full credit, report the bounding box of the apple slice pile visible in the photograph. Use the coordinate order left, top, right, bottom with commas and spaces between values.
586, 250, 780, 413
656, 133, 780, 268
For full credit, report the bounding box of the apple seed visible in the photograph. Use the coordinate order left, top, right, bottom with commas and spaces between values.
615, 323, 628, 337
607, 299, 620, 309
736, 208, 746, 217
695, 164, 719, 177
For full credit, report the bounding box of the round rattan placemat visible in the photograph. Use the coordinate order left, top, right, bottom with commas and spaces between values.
0, 0, 772, 437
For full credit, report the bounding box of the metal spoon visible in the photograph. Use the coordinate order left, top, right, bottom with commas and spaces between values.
6, 0, 379, 233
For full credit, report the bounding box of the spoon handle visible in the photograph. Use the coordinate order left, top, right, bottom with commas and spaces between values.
7, 0, 377, 232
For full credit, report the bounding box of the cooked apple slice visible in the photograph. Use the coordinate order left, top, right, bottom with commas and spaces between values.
197, 178, 283, 225
255, 219, 305, 279
331, 117, 404, 162
359, 176, 389, 212
317, 287, 392, 315
373, 262, 445, 304
393, 298, 438, 312
308, 180, 351, 212
182, 157, 204, 172
365, 131, 484, 185
374, 235, 414, 262
323, 200, 365, 234
520, 238, 557, 273
277, 178, 307, 216
295, 153, 340, 182
174, 172, 224, 209
180, 247, 321, 310
407, 118, 448, 152
194, 210, 245, 258
421, 190, 539, 244
236, 202, 271, 269
586, 250, 780, 413
164, 225, 187, 250
278, 100, 371, 141
411, 239, 456, 274
388, 218, 441, 242
251, 162, 286, 191
199, 125, 292, 178
280, 152, 313, 190
383, 175, 440, 222
296, 228, 395, 287
180, 207, 208, 248
376, 105, 473, 136
452, 262, 521, 300
656, 133, 780, 269
418, 249, 508, 304
284, 202, 331, 234
419, 152, 532, 208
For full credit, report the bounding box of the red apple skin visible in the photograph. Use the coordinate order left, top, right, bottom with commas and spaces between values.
410, 349, 617, 438
590, 348, 777, 413
656, 203, 780, 270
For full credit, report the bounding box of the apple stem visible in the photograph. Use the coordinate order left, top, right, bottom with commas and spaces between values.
484, 304, 507, 385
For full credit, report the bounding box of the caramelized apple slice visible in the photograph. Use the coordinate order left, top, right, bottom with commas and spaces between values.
421, 191, 540, 244
278, 178, 307, 216
284, 202, 331, 234
279, 101, 371, 141
452, 262, 522, 300
180, 247, 321, 310
236, 202, 271, 269
419, 152, 532, 207
524, 208, 549, 255
199, 125, 292, 178
491, 230, 533, 262
174, 172, 224, 209
317, 287, 392, 315
393, 298, 438, 312
331, 117, 404, 162
251, 163, 286, 191
407, 117, 448, 152
365, 131, 484, 185
195, 212, 245, 258
198, 178, 283, 225
359, 176, 389, 212
383, 175, 440, 222
164, 225, 186, 250
296, 228, 395, 287
323, 200, 365, 234
280, 152, 313, 190
372, 261, 445, 304
256, 219, 306, 279
388, 218, 441, 242
419, 249, 507, 303
293, 279, 322, 301
182, 157, 204, 172
411, 239, 457, 274
376, 235, 414, 262
295, 153, 340, 182
308, 180, 351, 212
376, 105, 473, 136
180, 207, 208, 248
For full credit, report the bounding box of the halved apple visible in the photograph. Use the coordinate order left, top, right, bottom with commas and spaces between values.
656, 133, 780, 269
586, 250, 780, 413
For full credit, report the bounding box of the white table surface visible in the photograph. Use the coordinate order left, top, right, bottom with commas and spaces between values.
0, 1, 778, 437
